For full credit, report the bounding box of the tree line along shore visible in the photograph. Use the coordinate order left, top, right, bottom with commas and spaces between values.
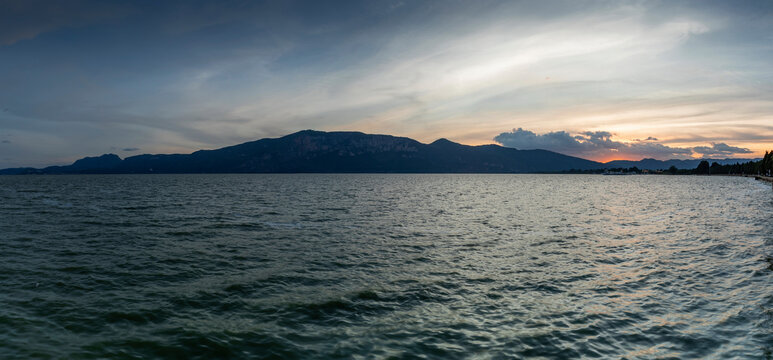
565, 150, 773, 177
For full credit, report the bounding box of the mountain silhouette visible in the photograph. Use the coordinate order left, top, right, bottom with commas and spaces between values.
2, 130, 758, 175
0, 130, 603, 174
603, 158, 759, 171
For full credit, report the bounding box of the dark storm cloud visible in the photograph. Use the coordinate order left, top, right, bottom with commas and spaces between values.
692, 143, 752, 156
1, 140, 10, 144
493, 128, 755, 160
121, 147, 139, 152
494, 128, 694, 159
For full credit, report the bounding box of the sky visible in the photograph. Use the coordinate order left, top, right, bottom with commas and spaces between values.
1, 0, 772, 167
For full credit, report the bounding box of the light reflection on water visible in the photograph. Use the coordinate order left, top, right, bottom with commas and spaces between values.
0, 174, 771, 359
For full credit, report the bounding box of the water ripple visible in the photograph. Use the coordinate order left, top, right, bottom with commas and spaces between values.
0, 174, 771, 358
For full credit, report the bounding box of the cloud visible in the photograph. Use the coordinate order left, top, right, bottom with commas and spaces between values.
692, 142, 752, 157
0, 1, 131, 46
1, 0, 772, 168
631, 136, 660, 142
494, 128, 694, 160
493, 128, 754, 161
495, 128, 759, 161
121, 147, 140, 152
1, 140, 9, 144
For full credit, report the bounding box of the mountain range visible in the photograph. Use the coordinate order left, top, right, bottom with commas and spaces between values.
603, 158, 757, 170
0, 130, 759, 174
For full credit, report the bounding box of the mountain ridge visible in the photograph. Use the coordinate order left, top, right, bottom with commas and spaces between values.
0, 130, 760, 174
603, 157, 760, 171
1, 130, 601, 174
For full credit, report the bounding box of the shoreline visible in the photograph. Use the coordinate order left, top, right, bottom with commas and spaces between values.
752, 175, 773, 185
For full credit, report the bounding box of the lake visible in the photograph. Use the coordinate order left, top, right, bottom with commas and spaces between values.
1, 174, 771, 358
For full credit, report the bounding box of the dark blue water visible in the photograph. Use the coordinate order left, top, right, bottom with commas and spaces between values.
1, 174, 771, 359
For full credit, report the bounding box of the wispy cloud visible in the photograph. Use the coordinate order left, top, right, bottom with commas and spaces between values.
0, 0, 131, 46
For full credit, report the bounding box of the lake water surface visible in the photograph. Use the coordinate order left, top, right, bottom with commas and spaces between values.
1, 174, 771, 359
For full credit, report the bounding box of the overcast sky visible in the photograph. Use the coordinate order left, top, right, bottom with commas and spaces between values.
1, 0, 772, 167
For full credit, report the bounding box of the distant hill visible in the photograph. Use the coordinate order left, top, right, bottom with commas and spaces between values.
603, 158, 760, 170
1, 130, 604, 174
2, 130, 759, 174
